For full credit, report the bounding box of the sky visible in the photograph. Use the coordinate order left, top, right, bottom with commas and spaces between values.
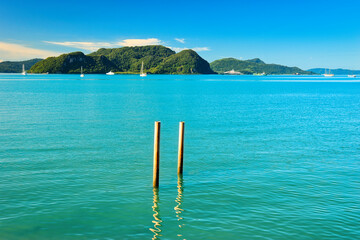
0, 0, 359, 69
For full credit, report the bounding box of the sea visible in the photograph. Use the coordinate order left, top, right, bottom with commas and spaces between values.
0, 74, 359, 240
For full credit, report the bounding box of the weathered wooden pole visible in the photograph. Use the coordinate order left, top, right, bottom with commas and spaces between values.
177, 122, 185, 175
153, 121, 161, 188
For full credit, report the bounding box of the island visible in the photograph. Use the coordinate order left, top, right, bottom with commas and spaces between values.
29, 45, 215, 74
210, 58, 314, 75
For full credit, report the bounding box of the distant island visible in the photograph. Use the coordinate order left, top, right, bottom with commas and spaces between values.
0, 59, 43, 73
3, 46, 356, 76
210, 58, 314, 75
29, 45, 215, 74
308, 68, 360, 75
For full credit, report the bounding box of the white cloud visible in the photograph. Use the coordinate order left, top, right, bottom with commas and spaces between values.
117, 38, 162, 47
170, 46, 210, 52
192, 47, 210, 52
44, 41, 117, 51
175, 38, 185, 44
0, 42, 61, 61
44, 38, 162, 51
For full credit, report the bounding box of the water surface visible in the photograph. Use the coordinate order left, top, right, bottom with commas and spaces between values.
1, 74, 359, 239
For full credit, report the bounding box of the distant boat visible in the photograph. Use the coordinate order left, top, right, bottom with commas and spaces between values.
80, 66, 84, 77
224, 69, 242, 75
140, 61, 147, 77
254, 72, 266, 76
323, 68, 334, 77
106, 71, 115, 75
21, 64, 27, 75
348, 75, 356, 78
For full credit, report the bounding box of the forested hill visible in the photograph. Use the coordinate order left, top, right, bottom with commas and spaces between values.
0, 59, 43, 73
210, 58, 313, 75
29, 45, 215, 74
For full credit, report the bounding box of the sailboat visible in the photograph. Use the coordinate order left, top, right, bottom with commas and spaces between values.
80, 66, 84, 77
106, 71, 115, 75
140, 61, 147, 77
323, 68, 334, 77
21, 64, 27, 75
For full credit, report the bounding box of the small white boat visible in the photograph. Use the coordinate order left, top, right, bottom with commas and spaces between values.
348, 75, 356, 78
140, 61, 147, 77
80, 66, 84, 77
106, 71, 115, 75
224, 69, 242, 75
21, 64, 27, 75
323, 68, 334, 77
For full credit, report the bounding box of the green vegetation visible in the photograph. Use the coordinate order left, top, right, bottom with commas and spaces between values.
30, 45, 215, 74
0, 59, 43, 73
210, 58, 314, 75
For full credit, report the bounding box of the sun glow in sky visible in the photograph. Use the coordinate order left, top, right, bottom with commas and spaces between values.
0, 0, 359, 69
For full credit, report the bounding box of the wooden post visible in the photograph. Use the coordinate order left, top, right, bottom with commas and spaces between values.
177, 122, 185, 175
153, 121, 161, 188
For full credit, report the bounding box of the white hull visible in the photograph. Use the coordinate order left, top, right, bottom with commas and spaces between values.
140, 61, 146, 77
106, 71, 115, 75
21, 72, 27, 75
80, 74, 84, 77
323, 74, 334, 77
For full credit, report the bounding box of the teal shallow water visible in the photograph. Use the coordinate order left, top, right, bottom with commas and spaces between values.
0, 74, 359, 239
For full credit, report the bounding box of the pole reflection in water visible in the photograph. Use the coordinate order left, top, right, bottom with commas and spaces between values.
175, 175, 185, 239
150, 188, 162, 240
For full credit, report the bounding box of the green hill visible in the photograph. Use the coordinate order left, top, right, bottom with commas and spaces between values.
0, 59, 43, 73
30, 52, 116, 73
30, 45, 215, 74
210, 58, 313, 75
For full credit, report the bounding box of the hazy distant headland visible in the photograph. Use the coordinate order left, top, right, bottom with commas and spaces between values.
308, 68, 360, 75
2, 45, 355, 75
0, 59, 43, 73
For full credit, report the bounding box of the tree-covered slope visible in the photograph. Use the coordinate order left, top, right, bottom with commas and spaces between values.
30, 45, 215, 74
210, 58, 313, 75
0, 59, 43, 73
89, 45, 175, 73
154, 49, 215, 74
30, 52, 117, 73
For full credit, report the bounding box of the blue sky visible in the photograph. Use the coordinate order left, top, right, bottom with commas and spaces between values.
0, 0, 359, 69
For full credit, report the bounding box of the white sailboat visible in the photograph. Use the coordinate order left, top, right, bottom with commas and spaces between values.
140, 61, 147, 77
80, 66, 84, 77
106, 71, 115, 75
21, 64, 27, 75
323, 68, 334, 77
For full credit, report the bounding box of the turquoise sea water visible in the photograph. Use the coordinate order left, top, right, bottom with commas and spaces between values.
0, 74, 359, 240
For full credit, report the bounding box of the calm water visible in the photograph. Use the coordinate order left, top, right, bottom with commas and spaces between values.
0, 74, 359, 240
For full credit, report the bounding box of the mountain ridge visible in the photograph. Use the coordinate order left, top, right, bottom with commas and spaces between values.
210, 58, 314, 75
30, 45, 215, 74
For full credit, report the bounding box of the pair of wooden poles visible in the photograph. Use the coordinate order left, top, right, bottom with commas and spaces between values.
153, 121, 185, 188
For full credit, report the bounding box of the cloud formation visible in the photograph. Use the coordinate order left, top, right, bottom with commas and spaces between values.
118, 38, 162, 47
44, 41, 117, 51
175, 38, 185, 44
0, 42, 61, 61
170, 47, 210, 52
44, 38, 162, 51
